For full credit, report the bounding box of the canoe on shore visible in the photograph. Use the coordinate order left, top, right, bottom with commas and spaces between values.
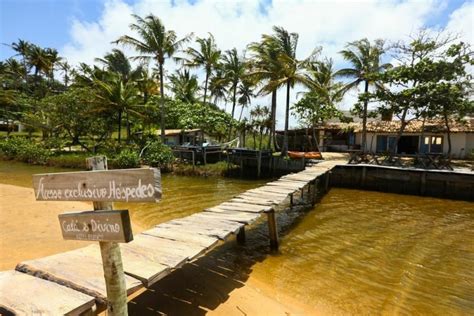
288, 151, 323, 160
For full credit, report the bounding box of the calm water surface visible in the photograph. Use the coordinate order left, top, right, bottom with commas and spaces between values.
251, 189, 474, 315
1, 161, 473, 314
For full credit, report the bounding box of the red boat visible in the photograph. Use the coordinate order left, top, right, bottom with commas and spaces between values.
287, 151, 323, 160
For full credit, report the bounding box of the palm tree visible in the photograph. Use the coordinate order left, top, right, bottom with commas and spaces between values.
44, 48, 62, 84
168, 69, 199, 103
10, 39, 32, 80
335, 38, 391, 152
27, 44, 50, 85
237, 78, 255, 121
221, 48, 246, 139
115, 14, 191, 142
262, 26, 317, 156
208, 67, 228, 107
93, 73, 139, 143
180, 33, 221, 104
248, 35, 282, 151
95, 49, 132, 83
299, 58, 343, 151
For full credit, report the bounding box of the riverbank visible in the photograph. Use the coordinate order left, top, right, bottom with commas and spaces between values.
0, 183, 317, 315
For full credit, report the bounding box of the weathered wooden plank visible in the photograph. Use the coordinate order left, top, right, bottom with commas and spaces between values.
0, 270, 96, 316
118, 245, 170, 287
237, 192, 287, 204
247, 187, 291, 196
122, 234, 204, 265
214, 202, 270, 213
202, 209, 261, 224
267, 181, 306, 189
230, 197, 275, 206
154, 222, 233, 241
142, 227, 219, 249
58, 210, 133, 243
33, 168, 161, 202
163, 216, 243, 240
250, 186, 295, 195
15, 245, 143, 304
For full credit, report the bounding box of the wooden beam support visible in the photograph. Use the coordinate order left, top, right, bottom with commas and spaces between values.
236, 227, 246, 245
266, 208, 278, 251
86, 156, 128, 316
325, 171, 330, 192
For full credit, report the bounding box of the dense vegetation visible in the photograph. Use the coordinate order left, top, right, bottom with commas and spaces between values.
1, 14, 472, 167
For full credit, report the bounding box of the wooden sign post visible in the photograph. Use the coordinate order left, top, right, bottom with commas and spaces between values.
32, 156, 162, 316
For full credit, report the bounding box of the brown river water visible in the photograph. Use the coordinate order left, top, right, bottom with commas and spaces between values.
1, 161, 473, 315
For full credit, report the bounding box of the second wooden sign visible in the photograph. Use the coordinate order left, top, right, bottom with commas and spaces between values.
58, 210, 133, 243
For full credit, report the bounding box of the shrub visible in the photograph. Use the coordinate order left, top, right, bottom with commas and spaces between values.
141, 140, 174, 168
112, 149, 140, 169
46, 153, 89, 169
0, 137, 51, 164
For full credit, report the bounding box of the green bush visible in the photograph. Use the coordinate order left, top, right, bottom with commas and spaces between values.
112, 149, 140, 169
46, 153, 89, 169
0, 137, 51, 164
141, 140, 174, 168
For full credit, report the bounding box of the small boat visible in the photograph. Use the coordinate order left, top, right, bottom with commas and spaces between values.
288, 151, 323, 160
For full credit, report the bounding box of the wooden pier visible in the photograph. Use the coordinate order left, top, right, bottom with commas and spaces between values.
0, 160, 343, 315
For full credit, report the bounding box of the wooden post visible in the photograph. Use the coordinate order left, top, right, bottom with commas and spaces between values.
325, 171, 330, 192
312, 179, 318, 205
300, 187, 304, 200
86, 156, 128, 316
236, 227, 246, 244
290, 193, 294, 206
361, 166, 367, 187
240, 152, 243, 178
192, 150, 195, 170
420, 171, 426, 195
266, 209, 278, 251
257, 151, 262, 178
203, 147, 207, 165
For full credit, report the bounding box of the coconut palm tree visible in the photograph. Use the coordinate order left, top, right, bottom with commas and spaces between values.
168, 69, 199, 103
95, 49, 132, 83
237, 78, 255, 121
221, 48, 246, 139
10, 39, 32, 80
248, 35, 282, 151
262, 26, 317, 156
115, 14, 192, 141
208, 67, 228, 107
335, 38, 391, 152
180, 33, 221, 104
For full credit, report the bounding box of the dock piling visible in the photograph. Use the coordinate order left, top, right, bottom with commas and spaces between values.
236, 227, 246, 244
266, 208, 279, 251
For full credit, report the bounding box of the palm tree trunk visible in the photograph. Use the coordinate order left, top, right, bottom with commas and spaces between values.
126, 111, 131, 142
444, 112, 452, 156
281, 82, 290, 156
361, 80, 369, 152
271, 90, 278, 151
239, 105, 245, 121
228, 84, 237, 141
118, 110, 122, 143
159, 62, 166, 143
203, 71, 209, 104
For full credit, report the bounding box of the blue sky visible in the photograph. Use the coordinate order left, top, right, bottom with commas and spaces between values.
1, 0, 470, 61
1, 0, 472, 125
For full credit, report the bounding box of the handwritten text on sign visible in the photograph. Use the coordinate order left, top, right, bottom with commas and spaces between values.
33, 168, 161, 202
58, 210, 133, 242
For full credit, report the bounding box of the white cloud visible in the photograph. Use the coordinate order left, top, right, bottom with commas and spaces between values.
445, 1, 473, 46
60, 0, 471, 129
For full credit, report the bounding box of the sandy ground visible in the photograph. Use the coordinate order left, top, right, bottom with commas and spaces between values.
0, 183, 317, 315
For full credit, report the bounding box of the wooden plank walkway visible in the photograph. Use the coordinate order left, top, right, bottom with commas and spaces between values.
4, 160, 344, 313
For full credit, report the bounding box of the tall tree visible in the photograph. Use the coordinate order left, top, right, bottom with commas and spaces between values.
336, 38, 391, 152
261, 26, 317, 156
168, 69, 199, 103
248, 35, 282, 151
115, 14, 191, 141
221, 48, 246, 140
293, 58, 343, 151
180, 33, 221, 104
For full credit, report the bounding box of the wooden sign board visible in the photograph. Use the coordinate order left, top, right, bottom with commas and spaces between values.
33, 168, 161, 202
58, 210, 133, 242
